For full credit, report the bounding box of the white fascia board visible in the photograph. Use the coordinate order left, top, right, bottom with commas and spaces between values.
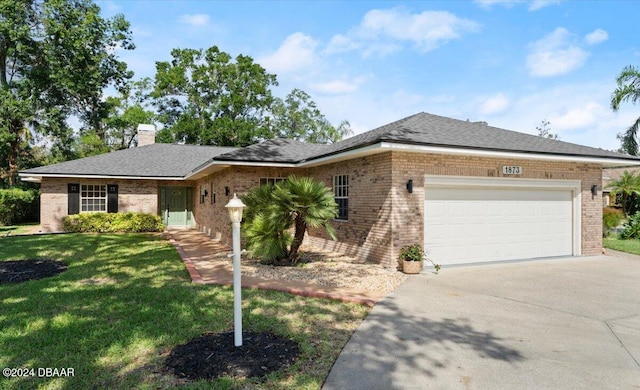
18, 173, 185, 182
299, 143, 384, 167
381, 142, 640, 167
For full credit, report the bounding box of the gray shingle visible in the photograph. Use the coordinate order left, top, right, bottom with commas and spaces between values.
21, 143, 237, 177
214, 138, 330, 163
303, 112, 637, 161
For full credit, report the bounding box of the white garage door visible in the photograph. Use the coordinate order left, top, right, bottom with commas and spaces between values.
424, 186, 574, 265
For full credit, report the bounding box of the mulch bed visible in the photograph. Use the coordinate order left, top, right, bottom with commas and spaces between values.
0, 259, 68, 284
165, 331, 300, 381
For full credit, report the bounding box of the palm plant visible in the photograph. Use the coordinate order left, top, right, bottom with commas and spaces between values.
611, 65, 640, 155
606, 170, 640, 215
242, 176, 338, 266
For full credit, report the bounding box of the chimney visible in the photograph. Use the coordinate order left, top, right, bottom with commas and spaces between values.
137, 124, 156, 146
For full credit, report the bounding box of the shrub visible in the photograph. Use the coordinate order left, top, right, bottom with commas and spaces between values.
399, 244, 424, 262
620, 211, 640, 240
62, 212, 164, 233
242, 176, 337, 266
603, 207, 625, 236
0, 188, 40, 225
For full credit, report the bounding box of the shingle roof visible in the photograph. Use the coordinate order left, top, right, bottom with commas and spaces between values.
302, 112, 636, 161
20, 112, 639, 180
21, 143, 237, 178
214, 138, 330, 163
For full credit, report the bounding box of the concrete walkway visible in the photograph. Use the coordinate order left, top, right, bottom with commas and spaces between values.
166, 228, 387, 306
324, 254, 640, 389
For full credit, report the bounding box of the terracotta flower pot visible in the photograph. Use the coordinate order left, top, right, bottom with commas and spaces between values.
402, 260, 423, 274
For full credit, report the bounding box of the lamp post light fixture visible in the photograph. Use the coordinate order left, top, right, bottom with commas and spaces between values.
225, 193, 246, 347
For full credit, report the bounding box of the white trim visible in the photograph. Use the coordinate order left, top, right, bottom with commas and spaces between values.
20, 140, 640, 183
17, 173, 185, 183
384, 142, 640, 167
424, 175, 582, 257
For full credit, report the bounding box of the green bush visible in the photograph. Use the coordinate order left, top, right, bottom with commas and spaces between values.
620, 211, 640, 240
603, 207, 625, 236
0, 188, 40, 225
62, 212, 165, 233
399, 244, 425, 262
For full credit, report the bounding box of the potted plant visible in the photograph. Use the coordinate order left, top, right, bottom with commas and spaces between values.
399, 244, 424, 274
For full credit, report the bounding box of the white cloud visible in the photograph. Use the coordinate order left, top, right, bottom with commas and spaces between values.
325, 34, 359, 54
528, 0, 561, 11
311, 80, 359, 94
179, 14, 210, 27
473, 0, 560, 11
584, 29, 608, 45
478, 93, 510, 115
325, 8, 480, 56
549, 101, 607, 130
258, 33, 318, 74
526, 27, 590, 77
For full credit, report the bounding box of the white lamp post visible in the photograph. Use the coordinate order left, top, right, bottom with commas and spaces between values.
225, 193, 246, 347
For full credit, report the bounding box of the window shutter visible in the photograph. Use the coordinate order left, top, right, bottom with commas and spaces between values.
107, 184, 118, 213
68, 183, 80, 215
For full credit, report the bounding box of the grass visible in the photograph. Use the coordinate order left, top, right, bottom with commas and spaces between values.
0, 223, 38, 236
603, 235, 640, 255
0, 233, 369, 389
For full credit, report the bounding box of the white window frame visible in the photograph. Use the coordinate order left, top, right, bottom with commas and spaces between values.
81, 184, 107, 212
333, 175, 349, 221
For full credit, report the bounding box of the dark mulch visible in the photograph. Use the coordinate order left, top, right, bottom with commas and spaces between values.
0, 259, 68, 284
165, 331, 300, 381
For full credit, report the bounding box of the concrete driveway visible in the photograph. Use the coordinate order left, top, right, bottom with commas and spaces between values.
323, 254, 640, 389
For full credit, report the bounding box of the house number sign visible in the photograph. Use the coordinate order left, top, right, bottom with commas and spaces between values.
502, 166, 522, 175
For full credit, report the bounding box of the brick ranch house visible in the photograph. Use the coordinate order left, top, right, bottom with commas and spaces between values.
20, 112, 640, 268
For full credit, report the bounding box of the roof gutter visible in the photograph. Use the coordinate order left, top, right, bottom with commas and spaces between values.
17, 172, 186, 183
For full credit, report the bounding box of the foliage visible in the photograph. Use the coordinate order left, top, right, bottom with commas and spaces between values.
0, 188, 39, 225
269, 89, 352, 144
243, 176, 338, 266
611, 65, 640, 155
619, 211, 640, 239
0, 0, 134, 186
602, 207, 625, 236
399, 244, 425, 262
606, 170, 640, 215
152, 46, 277, 147
100, 77, 156, 149
603, 235, 640, 255
536, 119, 559, 140
0, 233, 369, 389
61, 212, 164, 233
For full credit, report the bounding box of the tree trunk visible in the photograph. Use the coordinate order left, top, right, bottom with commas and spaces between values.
288, 215, 307, 265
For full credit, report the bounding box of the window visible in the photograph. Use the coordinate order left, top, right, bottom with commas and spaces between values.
81, 184, 106, 212
260, 177, 286, 186
200, 185, 207, 204
211, 182, 216, 204
333, 175, 348, 221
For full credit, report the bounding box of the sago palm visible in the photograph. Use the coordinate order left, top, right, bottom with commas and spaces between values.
242, 176, 338, 265
611, 65, 640, 155
272, 176, 338, 263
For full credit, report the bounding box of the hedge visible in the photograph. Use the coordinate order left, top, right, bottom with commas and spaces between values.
62, 212, 165, 233
0, 188, 40, 225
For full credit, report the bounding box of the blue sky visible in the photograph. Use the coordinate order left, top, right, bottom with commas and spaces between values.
99, 0, 639, 151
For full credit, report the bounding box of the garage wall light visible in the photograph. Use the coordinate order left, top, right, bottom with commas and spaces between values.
225, 186, 230, 196
406, 179, 413, 194
591, 185, 598, 197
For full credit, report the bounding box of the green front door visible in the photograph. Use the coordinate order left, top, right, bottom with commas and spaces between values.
160, 187, 193, 226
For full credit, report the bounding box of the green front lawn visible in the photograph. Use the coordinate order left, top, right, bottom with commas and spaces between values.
0, 234, 369, 389
0, 223, 38, 236
603, 236, 640, 255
